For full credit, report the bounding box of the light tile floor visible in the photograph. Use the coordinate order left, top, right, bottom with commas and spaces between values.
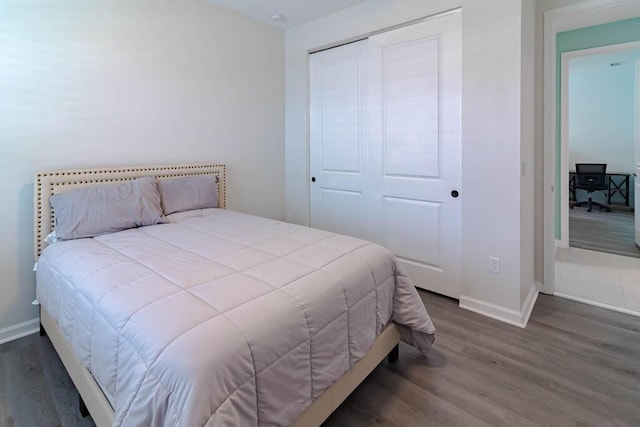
555, 246, 640, 316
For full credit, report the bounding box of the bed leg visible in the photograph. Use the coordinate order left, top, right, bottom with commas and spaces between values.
388, 344, 399, 364
39, 307, 46, 337
79, 395, 90, 418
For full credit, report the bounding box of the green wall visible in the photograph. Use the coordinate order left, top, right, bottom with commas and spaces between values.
556, 17, 640, 238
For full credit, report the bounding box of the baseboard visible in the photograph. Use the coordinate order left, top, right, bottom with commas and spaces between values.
0, 318, 39, 345
554, 292, 640, 318
460, 285, 539, 328
555, 239, 568, 249
520, 284, 539, 327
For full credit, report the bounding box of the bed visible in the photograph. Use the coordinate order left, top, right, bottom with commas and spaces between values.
34, 164, 436, 427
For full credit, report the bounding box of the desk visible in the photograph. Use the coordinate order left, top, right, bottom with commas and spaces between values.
569, 171, 633, 206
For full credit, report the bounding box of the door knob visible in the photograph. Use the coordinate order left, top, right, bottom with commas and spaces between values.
451, 190, 459, 198
311, 177, 316, 183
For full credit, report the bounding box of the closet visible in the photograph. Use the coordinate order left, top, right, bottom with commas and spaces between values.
309, 11, 462, 297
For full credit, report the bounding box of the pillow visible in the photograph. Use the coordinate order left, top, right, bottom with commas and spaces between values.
49, 176, 165, 240
157, 175, 219, 215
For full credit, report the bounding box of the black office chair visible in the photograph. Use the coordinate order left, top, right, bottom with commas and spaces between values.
572, 163, 610, 212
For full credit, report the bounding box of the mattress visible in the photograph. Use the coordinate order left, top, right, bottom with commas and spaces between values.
36, 208, 436, 426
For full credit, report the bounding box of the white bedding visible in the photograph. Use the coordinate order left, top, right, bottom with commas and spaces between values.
36, 208, 436, 426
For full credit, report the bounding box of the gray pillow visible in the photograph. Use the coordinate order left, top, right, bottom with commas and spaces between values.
157, 175, 219, 215
50, 176, 165, 240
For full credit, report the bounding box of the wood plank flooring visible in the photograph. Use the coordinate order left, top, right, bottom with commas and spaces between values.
569, 206, 640, 258
0, 331, 94, 427
327, 291, 640, 426
1, 291, 639, 426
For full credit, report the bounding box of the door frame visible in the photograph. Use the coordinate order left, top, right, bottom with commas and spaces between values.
559, 40, 640, 249
542, 0, 640, 294
636, 58, 640, 246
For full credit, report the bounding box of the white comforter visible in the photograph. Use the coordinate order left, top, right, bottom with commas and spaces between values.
36, 209, 436, 426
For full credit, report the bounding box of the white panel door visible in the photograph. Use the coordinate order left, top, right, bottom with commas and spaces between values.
309, 11, 462, 298
367, 13, 462, 297
310, 41, 368, 240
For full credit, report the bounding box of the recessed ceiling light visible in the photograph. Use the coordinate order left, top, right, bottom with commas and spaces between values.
271, 13, 285, 23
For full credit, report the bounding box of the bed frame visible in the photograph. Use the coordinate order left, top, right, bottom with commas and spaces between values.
34, 164, 401, 427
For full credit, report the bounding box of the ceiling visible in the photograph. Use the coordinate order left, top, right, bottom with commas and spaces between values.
207, 0, 369, 30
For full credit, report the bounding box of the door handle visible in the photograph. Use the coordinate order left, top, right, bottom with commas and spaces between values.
451, 190, 459, 198
311, 177, 316, 183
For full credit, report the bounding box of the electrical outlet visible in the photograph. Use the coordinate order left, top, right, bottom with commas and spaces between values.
489, 257, 500, 274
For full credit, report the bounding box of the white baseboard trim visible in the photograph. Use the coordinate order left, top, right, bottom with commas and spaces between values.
555, 239, 568, 249
520, 284, 540, 327
460, 285, 539, 328
0, 318, 39, 345
554, 292, 640, 318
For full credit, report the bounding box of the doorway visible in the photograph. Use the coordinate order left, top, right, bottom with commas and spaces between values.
543, 1, 640, 316
561, 43, 640, 257
556, 43, 640, 315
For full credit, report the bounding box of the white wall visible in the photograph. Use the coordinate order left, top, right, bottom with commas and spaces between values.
0, 0, 284, 340
286, 0, 536, 325
569, 59, 637, 204
569, 62, 637, 170
459, 0, 529, 322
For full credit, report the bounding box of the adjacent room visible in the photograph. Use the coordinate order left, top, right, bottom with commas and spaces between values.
567, 48, 638, 257
1, 0, 639, 426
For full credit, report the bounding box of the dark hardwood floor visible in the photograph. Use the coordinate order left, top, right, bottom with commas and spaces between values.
2, 291, 639, 426
569, 206, 640, 258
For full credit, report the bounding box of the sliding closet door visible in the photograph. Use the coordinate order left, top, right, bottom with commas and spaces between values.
309, 40, 369, 239
310, 11, 462, 297
367, 12, 462, 297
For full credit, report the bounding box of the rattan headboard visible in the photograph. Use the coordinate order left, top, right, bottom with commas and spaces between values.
34, 164, 226, 259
